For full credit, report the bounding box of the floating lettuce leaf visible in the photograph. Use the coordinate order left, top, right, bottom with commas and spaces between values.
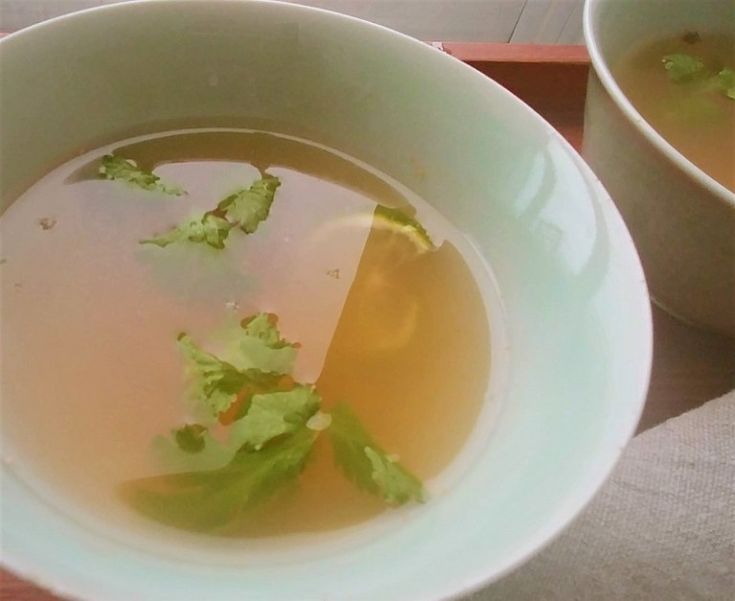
122, 427, 317, 532
140, 213, 233, 250
140, 174, 280, 249
99, 154, 184, 195
156, 382, 318, 472
228, 385, 321, 451
218, 174, 281, 234
176, 333, 281, 420
364, 447, 425, 506
328, 403, 424, 506
661, 54, 735, 101
222, 313, 298, 375
662, 53, 706, 83
241, 313, 293, 347
717, 68, 735, 100
128, 309, 424, 533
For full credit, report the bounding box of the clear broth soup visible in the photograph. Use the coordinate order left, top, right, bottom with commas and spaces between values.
614, 32, 735, 191
1, 129, 495, 538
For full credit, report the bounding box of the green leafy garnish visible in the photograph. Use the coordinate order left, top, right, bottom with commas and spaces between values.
228, 386, 320, 451
661, 53, 735, 101
124, 312, 424, 533
241, 313, 292, 348
139, 174, 281, 249
217, 174, 281, 234
364, 447, 425, 506
173, 424, 208, 453
225, 313, 298, 375
99, 154, 184, 195
374, 204, 434, 252
177, 333, 280, 420
153, 429, 232, 472
329, 403, 424, 506
123, 427, 317, 532
140, 213, 234, 249
662, 53, 705, 82
717, 68, 735, 100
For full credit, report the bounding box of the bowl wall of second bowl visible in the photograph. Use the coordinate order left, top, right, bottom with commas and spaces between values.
583, 0, 735, 337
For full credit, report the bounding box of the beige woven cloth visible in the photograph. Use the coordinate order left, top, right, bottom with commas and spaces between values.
469, 390, 735, 601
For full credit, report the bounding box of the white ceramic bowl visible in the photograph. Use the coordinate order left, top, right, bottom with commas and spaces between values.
583, 0, 735, 337
0, 2, 652, 599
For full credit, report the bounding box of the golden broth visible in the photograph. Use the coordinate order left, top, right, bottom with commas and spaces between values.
0, 130, 492, 537
614, 32, 735, 191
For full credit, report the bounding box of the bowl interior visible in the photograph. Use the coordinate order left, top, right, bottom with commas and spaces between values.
0, 2, 651, 600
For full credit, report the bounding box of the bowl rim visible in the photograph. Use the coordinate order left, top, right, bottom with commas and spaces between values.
583, 0, 735, 207
1, 1, 653, 600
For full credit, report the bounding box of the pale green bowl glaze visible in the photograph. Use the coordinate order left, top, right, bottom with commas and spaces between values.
0, 1, 652, 599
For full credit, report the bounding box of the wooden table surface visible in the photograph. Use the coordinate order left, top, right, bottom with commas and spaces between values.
2, 42, 734, 601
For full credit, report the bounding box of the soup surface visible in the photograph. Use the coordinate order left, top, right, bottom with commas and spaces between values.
614, 32, 735, 192
1, 129, 493, 538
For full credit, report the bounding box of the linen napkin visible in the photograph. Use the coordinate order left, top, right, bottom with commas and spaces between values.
468, 390, 735, 601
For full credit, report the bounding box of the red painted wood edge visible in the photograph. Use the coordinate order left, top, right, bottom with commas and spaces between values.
439, 42, 589, 64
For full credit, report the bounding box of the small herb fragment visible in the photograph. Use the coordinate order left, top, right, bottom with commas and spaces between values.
374, 204, 434, 252
99, 154, 184, 195
364, 446, 424, 506
329, 403, 424, 505
240, 313, 293, 349
141, 213, 233, 249
228, 313, 298, 375
717, 68, 735, 100
662, 53, 706, 82
174, 424, 208, 453
217, 174, 281, 234
37, 217, 57, 231
681, 31, 701, 45
662, 53, 735, 101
